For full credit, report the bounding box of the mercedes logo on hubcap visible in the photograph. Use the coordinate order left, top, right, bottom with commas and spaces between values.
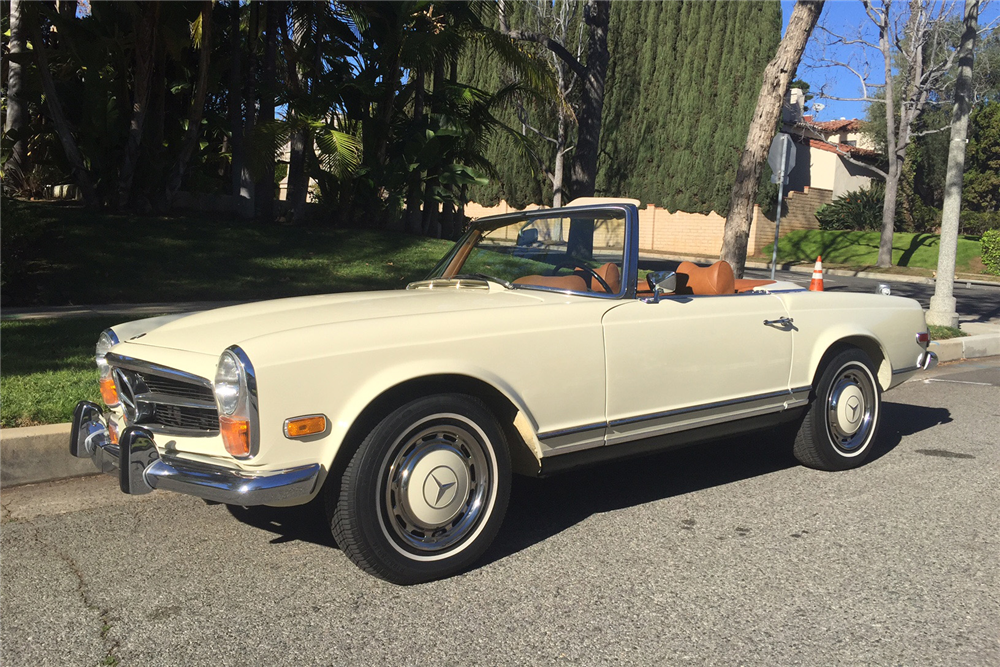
845, 396, 862, 423
423, 466, 459, 510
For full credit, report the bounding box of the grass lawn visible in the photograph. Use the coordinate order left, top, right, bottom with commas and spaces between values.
759, 230, 983, 273
2, 201, 455, 306
0, 316, 133, 427
928, 325, 968, 340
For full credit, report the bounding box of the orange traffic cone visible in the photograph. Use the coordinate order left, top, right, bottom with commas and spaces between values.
809, 256, 824, 291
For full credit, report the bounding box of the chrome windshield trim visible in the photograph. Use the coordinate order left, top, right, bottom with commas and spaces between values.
428, 203, 639, 300
105, 353, 214, 390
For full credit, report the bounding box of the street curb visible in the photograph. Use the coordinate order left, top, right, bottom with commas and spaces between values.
1, 423, 97, 487
3, 335, 998, 488
928, 333, 1000, 362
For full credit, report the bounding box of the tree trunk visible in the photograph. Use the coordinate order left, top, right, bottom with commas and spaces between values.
283, 7, 311, 222
118, 2, 160, 210
422, 57, 447, 238
927, 0, 979, 327
4, 0, 30, 191
255, 0, 280, 222
228, 0, 246, 202
566, 0, 610, 260
239, 1, 260, 219
552, 114, 567, 209
719, 1, 823, 278
164, 1, 214, 205
405, 67, 426, 235
28, 15, 100, 207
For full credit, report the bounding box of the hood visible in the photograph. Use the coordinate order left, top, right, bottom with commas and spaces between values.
121, 285, 550, 356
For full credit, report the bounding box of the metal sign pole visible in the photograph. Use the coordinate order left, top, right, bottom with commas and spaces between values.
769, 147, 787, 281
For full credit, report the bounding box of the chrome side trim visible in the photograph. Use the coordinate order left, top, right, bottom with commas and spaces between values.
105, 353, 214, 390
608, 388, 803, 428
893, 365, 920, 375
537, 422, 606, 441
538, 386, 813, 456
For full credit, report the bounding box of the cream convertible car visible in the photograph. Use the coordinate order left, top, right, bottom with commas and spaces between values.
71, 200, 937, 584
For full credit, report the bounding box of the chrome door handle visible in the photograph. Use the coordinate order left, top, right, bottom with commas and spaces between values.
763, 317, 794, 326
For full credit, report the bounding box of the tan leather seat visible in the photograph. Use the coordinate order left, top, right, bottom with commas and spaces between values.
590, 262, 622, 294
675, 261, 736, 295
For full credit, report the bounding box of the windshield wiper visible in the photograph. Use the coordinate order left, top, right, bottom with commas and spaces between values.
452, 273, 514, 289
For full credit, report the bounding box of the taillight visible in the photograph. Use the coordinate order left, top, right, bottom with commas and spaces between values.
916, 331, 930, 345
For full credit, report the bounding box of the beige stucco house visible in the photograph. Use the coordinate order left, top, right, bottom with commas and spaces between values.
781, 88, 882, 200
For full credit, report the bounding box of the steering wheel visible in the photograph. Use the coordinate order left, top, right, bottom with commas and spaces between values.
548, 258, 614, 294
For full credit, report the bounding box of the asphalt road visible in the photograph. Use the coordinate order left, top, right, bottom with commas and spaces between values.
3, 358, 999, 667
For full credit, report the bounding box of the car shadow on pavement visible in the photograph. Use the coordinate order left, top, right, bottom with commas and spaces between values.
223, 401, 950, 567
481, 400, 951, 567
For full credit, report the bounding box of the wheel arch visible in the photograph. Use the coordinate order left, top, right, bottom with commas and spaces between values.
809, 332, 891, 391
322, 373, 542, 500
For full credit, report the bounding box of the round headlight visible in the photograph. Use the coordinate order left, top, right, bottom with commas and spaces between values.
96, 330, 117, 378
215, 351, 242, 415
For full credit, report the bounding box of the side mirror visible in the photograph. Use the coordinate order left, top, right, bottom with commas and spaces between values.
646, 270, 676, 302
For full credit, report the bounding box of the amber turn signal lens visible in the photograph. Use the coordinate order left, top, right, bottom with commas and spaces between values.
99, 376, 119, 406
220, 415, 251, 457
108, 420, 120, 445
284, 415, 327, 438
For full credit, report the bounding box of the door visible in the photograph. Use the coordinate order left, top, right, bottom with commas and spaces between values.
602, 293, 794, 445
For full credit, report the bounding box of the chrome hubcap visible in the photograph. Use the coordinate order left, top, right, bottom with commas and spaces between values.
826, 366, 876, 453
381, 418, 492, 554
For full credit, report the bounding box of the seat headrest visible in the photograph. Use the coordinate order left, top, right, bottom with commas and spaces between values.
592, 262, 622, 294
676, 261, 736, 296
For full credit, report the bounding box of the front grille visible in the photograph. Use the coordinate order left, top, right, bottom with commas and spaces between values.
111, 363, 219, 435
139, 373, 215, 402
153, 404, 220, 431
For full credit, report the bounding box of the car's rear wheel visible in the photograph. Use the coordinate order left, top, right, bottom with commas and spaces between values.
329, 394, 511, 584
793, 347, 881, 471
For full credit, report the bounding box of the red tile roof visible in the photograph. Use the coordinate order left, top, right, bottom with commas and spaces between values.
797, 136, 880, 159
809, 118, 864, 133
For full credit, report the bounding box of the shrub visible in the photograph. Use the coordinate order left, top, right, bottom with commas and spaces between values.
816, 183, 885, 231
961, 210, 1000, 237
0, 197, 43, 295
982, 229, 1000, 276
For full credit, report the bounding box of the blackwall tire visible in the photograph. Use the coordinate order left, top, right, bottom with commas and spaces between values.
793, 348, 881, 471
329, 394, 511, 584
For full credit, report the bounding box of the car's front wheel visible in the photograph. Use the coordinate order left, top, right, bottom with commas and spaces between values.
793, 347, 882, 471
329, 394, 511, 584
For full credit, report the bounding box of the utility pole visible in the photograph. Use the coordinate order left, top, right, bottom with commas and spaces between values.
927, 0, 979, 328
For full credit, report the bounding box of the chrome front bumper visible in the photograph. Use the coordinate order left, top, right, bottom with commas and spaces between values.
70, 401, 321, 505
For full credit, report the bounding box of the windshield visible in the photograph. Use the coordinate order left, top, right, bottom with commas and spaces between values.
425, 209, 628, 296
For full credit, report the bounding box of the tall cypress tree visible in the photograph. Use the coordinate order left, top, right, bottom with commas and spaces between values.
458, 0, 781, 214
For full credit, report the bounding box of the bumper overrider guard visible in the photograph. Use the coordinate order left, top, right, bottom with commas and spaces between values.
70, 401, 320, 505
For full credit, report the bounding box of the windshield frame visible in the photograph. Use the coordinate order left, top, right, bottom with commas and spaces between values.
426, 203, 640, 300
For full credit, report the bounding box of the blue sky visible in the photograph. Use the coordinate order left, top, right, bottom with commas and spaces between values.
781, 0, 1000, 121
